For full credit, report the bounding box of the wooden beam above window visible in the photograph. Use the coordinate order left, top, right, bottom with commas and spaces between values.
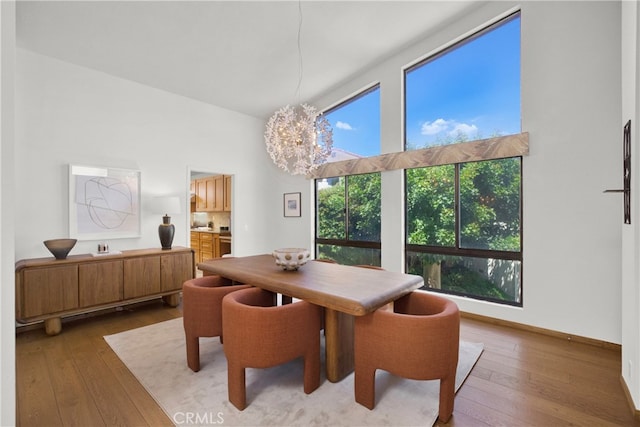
309, 132, 529, 179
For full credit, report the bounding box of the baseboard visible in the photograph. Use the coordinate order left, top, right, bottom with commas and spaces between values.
620, 375, 640, 422
460, 311, 621, 351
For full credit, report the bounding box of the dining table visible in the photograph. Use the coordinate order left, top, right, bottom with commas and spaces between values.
197, 254, 424, 382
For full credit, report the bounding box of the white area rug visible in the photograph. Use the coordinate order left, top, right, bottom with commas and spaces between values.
105, 318, 483, 426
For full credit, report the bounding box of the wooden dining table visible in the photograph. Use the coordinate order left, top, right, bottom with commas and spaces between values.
198, 254, 424, 382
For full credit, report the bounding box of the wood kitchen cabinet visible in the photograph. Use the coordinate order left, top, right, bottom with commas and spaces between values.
16, 247, 194, 335
191, 231, 231, 264
190, 231, 200, 264
213, 175, 224, 212
224, 175, 232, 211
199, 232, 214, 261
193, 175, 231, 212
195, 177, 216, 212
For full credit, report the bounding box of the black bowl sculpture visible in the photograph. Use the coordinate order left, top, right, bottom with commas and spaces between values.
44, 239, 77, 260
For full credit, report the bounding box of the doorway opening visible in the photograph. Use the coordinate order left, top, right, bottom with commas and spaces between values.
188, 170, 233, 273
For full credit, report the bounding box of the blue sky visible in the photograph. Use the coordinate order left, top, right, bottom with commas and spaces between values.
324, 13, 520, 156
324, 87, 381, 158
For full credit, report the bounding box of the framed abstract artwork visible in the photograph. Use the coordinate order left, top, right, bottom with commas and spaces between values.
69, 165, 141, 240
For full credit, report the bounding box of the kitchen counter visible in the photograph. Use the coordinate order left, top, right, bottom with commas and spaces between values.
190, 227, 231, 235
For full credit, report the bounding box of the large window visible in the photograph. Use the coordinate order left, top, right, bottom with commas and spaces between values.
404, 13, 522, 305
316, 86, 381, 265
405, 13, 521, 149
324, 85, 380, 161
316, 173, 381, 265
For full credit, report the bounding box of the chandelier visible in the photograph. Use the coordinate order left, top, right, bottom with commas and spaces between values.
264, 104, 333, 175
264, 1, 333, 176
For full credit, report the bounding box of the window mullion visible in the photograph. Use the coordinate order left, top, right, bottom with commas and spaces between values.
344, 176, 349, 241
455, 163, 460, 250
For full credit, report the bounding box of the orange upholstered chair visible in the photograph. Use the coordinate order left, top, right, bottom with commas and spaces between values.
182, 275, 251, 372
222, 287, 322, 410
354, 291, 460, 422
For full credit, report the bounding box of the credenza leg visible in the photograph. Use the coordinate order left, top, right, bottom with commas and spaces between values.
44, 317, 61, 336
162, 293, 181, 307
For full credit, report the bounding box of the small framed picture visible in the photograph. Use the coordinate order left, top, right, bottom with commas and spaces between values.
283, 192, 301, 217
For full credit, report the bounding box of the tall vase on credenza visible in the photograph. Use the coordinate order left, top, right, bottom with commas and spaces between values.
154, 196, 181, 250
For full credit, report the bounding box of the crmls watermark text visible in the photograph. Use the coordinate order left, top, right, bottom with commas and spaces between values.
173, 411, 224, 425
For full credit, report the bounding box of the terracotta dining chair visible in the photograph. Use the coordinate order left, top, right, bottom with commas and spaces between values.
354, 291, 460, 422
182, 275, 251, 372
222, 287, 322, 410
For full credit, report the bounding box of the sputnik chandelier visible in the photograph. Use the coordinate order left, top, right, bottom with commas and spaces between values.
264, 2, 333, 176
264, 104, 333, 175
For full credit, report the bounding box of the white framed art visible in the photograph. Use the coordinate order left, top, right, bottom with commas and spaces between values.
69, 165, 141, 240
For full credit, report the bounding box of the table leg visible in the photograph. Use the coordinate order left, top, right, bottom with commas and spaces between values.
324, 308, 354, 382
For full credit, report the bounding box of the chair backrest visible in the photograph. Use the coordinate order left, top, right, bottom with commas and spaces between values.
394, 291, 458, 317
222, 287, 321, 365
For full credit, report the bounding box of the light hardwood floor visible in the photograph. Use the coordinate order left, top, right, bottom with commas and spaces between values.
16, 300, 639, 426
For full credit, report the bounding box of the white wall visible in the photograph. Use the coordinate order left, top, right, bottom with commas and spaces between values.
621, 0, 640, 409
312, 1, 622, 344
1, 2, 16, 425
7, 0, 630, 417
15, 49, 277, 261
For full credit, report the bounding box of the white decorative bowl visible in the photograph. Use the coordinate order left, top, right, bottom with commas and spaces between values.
272, 248, 310, 271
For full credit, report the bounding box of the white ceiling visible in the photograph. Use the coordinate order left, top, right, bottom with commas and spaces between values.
16, 1, 483, 119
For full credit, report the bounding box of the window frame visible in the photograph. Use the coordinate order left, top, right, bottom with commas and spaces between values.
404, 158, 523, 306
402, 11, 523, 306
403, 10, 522, 152
315, 173, 382, 260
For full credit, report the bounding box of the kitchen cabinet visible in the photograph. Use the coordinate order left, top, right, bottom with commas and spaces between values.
213, 175, 224, 212
192, 175, 231, 212
16, 247, 194, 335
200, 232, 214, 261
224, 175, 232, 211
191, 231, 232, 264
190, 231, 200, 264
195, 177, 216, 212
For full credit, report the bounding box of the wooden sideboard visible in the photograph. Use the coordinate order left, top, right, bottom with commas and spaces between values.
15, 246, 194, 335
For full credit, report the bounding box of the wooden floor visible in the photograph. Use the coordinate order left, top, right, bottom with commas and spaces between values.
16, 300, 640, 427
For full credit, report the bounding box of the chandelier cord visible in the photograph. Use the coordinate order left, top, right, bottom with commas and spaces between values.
263, 0, 333, 176
295, 0, 303, 105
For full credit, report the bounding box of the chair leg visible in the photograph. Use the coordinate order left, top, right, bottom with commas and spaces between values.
227, 362, 247, 411
354, 365, 376, 410
438, 376, 455, 423
303, 349, 320, 394
186, 335, 200, 372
